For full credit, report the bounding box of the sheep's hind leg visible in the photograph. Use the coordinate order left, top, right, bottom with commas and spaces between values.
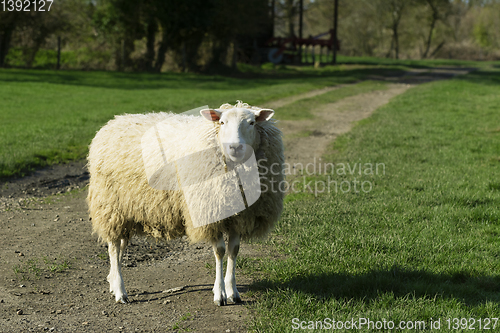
212, 235, 227, 306
107, 239, 130, 304
119, 238, 129, 263
225, 232, 241, 303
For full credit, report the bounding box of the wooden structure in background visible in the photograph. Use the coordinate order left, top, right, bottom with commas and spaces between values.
266, 29, 340, 65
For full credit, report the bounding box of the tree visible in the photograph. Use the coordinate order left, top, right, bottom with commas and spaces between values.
93, 0, 147, 70
420, 0, 452, 58
207, 0, 271, 71
380, 0, 408, 59
1, 0, 82, 68
152, 0, 216, 72
0, 12, 19, 67
274, 0, 300, 38
285, 0, 298, 38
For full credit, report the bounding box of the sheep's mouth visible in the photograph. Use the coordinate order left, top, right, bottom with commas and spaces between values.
227, 152, 245, 162
222, 143, 249, 163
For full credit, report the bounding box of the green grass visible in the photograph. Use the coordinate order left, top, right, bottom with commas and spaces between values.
248, 69, 500, 332
171, 312, 193, 331
6, 47, 113, 70
258, 53, 499, 70
274, 80, 388, 120
13, 257, 72, 280
2, 57, 491, 178
0, 66, 405, 178
336, 55, 500, 69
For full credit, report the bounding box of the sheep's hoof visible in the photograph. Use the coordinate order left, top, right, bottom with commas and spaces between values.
116, 295, 130, 304
214, 295, 226, 306
228, 295, 242, 304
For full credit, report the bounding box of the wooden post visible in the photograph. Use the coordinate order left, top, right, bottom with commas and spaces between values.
332, 0, 338, 65
57, 36, 61, 70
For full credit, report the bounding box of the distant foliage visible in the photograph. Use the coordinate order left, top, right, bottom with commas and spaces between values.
293, 0, 500, 60
1, 0, 499, 70
0, 0, 272, 71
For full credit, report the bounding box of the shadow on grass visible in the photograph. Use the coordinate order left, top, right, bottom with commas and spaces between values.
455, 69, 500, 86
0, 67, 407, 90
252, 266, 500, 306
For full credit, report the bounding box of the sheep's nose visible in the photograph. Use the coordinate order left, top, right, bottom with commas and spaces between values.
229, 144, 243, 151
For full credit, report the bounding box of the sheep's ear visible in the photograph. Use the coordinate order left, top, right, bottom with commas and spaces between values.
200, 109, 222, 122
255, 109, 274, 122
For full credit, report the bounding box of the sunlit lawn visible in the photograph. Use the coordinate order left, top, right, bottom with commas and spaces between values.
245, 68, 500, 332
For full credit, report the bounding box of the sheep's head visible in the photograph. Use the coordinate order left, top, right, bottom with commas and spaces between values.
200, 107, 274, 163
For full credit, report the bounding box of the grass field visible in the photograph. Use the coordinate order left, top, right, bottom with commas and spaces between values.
336, 55, 498, 69
2, 57, 500, 331
0, 65, 406, 178
245, 69, 500, 332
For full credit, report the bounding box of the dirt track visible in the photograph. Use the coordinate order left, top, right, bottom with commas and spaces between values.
0, 68, 470, 332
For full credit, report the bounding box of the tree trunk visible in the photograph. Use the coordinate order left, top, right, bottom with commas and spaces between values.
115, 37, 135, 71
57, 36, 61, 70
209, 40, 228, 71
120, 39, 125, 71
286, 0, 296, 38
145, 20, 157, 71
298, 0, 303, 64
332, 0, 338, 64
185, 36, 203, 72
0, 24, 15, 67
123, 37, 134, 69
386, 37, 394, 58
288, 20, 295, 38
386, 0, 406, 60
154, 29, 168, 72
422, 0, 440, 59
181, 42, 187, 72
0, 34, 2, 65
26, 30, 48, 68
231, 40, 238, 70
429, 40, 445, 58
270, 0, 275, 38
394, 23, 399, 59
422, 16, 436, 58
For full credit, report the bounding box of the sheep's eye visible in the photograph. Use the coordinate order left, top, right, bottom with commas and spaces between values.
250, 121, 255, 126
220, 121, 224, 125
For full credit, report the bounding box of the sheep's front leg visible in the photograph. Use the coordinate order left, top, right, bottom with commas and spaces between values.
212, 235, 227, 306
225, 232, 241, 303
107, 239, 130, 303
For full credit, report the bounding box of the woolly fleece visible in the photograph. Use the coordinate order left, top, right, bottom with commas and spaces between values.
87, 102, 285, 244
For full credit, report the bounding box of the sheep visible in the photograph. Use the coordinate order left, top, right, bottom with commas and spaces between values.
87, 101, 285, 305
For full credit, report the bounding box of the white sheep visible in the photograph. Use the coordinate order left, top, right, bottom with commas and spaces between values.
87, 101, 285, 305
